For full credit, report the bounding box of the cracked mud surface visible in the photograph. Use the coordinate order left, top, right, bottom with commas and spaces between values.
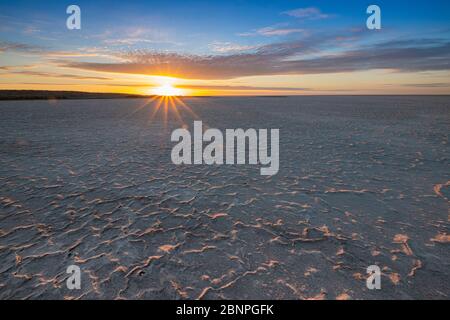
0, 96, 449, 299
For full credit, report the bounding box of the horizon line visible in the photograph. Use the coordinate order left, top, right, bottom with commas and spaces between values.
1, 89, 450, 101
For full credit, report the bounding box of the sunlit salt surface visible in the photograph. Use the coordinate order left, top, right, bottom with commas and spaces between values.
0, 96, 449, 299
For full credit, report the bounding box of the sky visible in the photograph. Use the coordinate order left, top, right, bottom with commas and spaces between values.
1, 0, 450, 95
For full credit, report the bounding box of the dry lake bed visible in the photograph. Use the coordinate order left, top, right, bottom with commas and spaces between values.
0, 96, 449, 299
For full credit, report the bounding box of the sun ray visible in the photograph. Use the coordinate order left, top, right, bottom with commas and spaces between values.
133, 96, 160, 115
140, 86, 207, 130
173, 96, 199, 119
148, 96, 165, 124
168, 96, 185, 126
163, 96, 169, 128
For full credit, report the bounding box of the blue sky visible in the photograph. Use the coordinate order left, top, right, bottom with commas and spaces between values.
1, 0, 450, 95
2, 1, 450, 51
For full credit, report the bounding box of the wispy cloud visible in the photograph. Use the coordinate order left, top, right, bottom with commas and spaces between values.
0, 41, 44, 54
23, 25, 41, 35
283, 7, 331, 20
0, 64, 38, 71
256, 27, 305, 37
176, 84, 309, 92
103, 38, 158, 45
238, 26, 305, 37
57, 34, 450, 80
399, 82, 450, 88
0, 41, 119, 60
209, 42, 259, 53
1, 70, 113, 80
4, 34, 450, 82
99, 26, 178, 47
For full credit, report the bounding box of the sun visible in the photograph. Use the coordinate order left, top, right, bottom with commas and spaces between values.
152, 83, 184, 96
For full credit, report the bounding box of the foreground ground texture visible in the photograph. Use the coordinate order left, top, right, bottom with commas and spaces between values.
0, 96, 449, 299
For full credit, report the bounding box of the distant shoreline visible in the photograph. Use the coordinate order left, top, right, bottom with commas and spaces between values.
0, 90, 151, 101
0, 90, 449, 101
0, 90, 292, 100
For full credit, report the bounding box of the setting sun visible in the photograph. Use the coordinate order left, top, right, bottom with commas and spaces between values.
152, 83, 184, 96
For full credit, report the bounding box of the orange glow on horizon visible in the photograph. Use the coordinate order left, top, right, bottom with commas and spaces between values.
2, 70, 450, 96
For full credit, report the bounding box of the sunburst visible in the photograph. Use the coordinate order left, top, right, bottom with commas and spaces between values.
152, 83, 184, 96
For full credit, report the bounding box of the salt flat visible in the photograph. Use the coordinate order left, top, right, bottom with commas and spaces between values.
0, 96, 449, 299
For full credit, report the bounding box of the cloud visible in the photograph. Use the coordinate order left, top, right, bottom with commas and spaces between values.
0, 41, 44, 54
44, 51, 107, 58
56, 34, 450, 80
103, 38, 158, 45
0, 41, 119, 61
1, 70, 112, 80
23, 26, 41, 35
57, 44, 306, 79
256, 27, 304, 37
283, 7, 330, 20
238, 26, 305, 37
99, 26, 178, 47
399, 83, 450, 88
209, 42, 259, 53
176, 84, 309, 92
